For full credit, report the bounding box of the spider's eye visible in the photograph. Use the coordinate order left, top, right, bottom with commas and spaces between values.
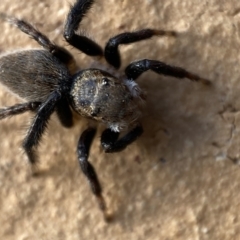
91, 107, 101, 117
102, 78, 110, 86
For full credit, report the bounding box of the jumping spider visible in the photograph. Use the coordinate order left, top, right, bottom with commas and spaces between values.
0, 0, 210, 219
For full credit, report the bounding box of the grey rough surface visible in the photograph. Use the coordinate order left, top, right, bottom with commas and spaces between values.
1, 0, 240, 239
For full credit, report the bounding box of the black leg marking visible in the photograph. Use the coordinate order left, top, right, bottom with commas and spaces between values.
55, 98, 73, 128
104, 29, 176, 69
23, 91, 61, 165
64, 0, 103, 56
101, 125, 143, 153
0, 13, 74, 66
77, 127, 108, 217
0, 102, 40, 120
125, 59, 211, 84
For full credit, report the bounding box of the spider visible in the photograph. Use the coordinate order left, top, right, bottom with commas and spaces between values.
0, 0, 210, 219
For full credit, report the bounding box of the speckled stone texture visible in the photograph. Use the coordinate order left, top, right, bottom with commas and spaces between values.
1, 0, 240, 239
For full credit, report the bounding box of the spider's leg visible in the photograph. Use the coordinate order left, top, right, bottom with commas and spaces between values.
0, 102, 40, 120
0, 14, 75, 67
125, 59, 211, 84
55, 98, 73, 128
104, 29, 176, 69
64, 0, 103, 57
101, 125, 143, 153
77, 127, 109, 219
22, 91, 61, 168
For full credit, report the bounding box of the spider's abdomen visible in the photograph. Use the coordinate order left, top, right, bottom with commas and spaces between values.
69, 69, 143, 131
0, 49, 70, 102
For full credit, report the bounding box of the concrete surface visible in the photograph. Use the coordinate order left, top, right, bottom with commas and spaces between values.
1, 0, 240, 239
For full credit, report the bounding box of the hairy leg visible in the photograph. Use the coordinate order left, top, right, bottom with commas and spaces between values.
55, 98, 73, 128
0, 102, 40, 120
22, 91, 61, 166
77, 127, 110, 220
0, 13, 75, 67
104, 29, 176, 68
125, 59, 210, 84
64, 0, 103, 56
101, 125, 143, 153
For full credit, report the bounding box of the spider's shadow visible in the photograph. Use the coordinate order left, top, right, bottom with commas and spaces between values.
101, 30, 224, 224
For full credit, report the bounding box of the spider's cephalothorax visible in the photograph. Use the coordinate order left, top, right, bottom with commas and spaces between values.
0, 0, 210, 220
69, 69, 144, 132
